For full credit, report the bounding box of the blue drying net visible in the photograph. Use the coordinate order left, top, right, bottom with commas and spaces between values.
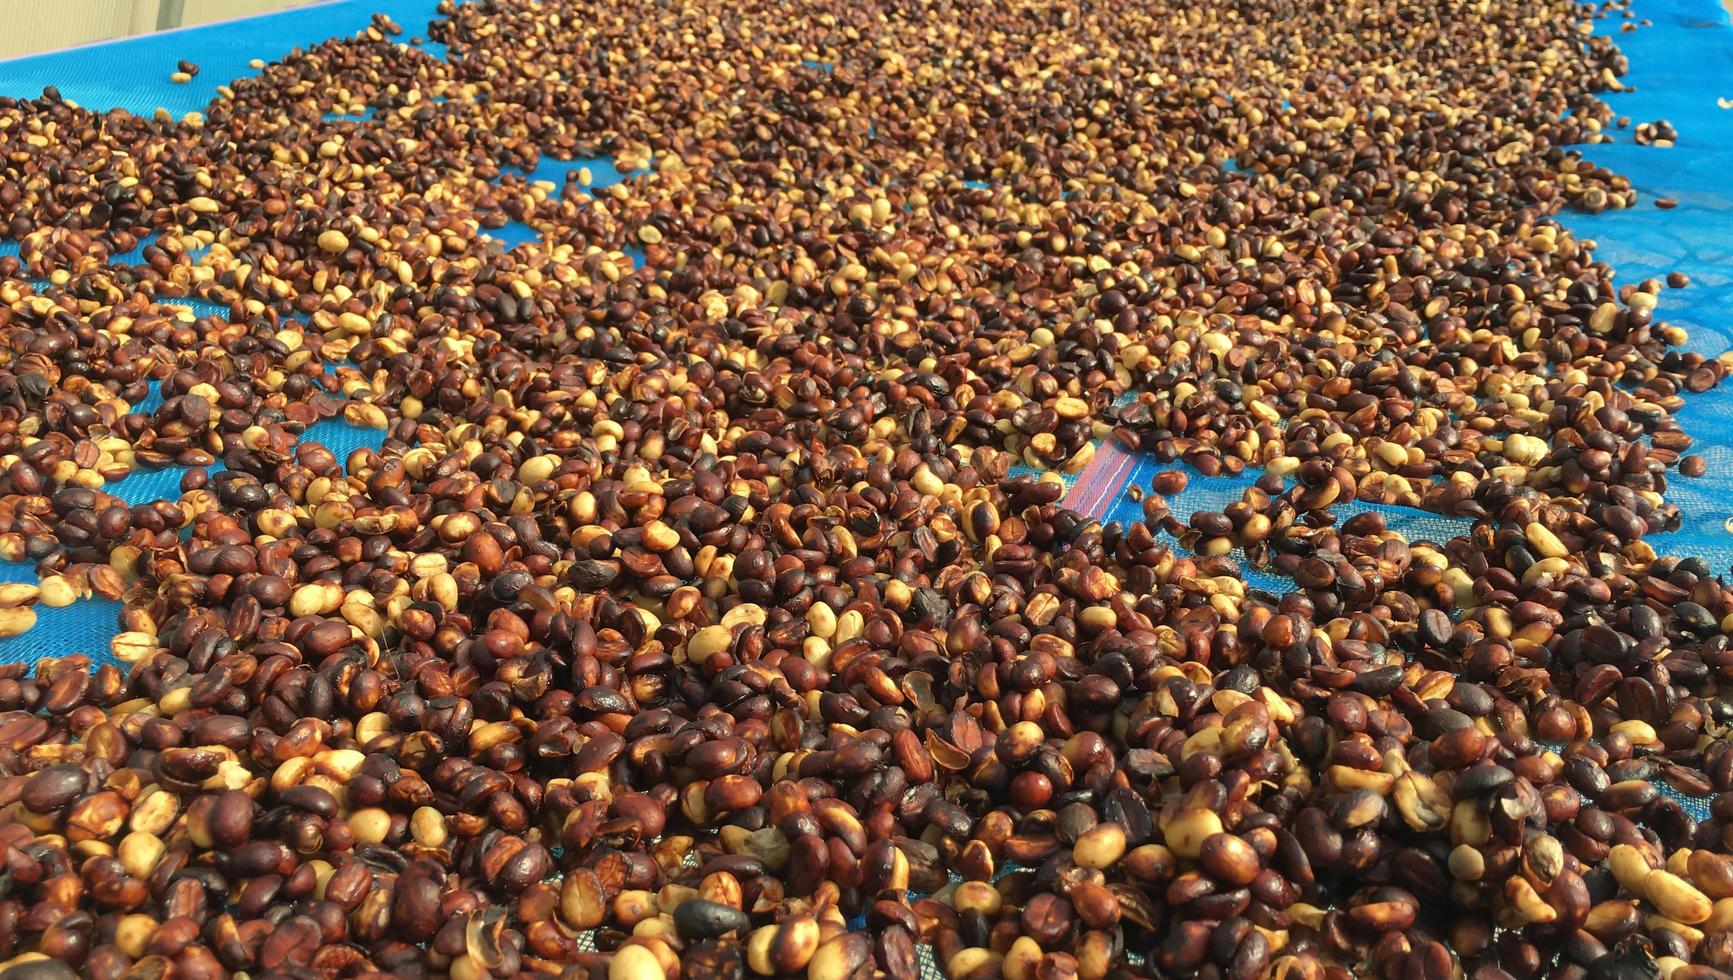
1048, 0, 1733, 822
1551, 0, 1733, 582
484, 156, 643, 249
1542, 0, 1732, 821
0, 0, 656, 673
0, 406, 391, 670
1082, 0, 1733, 589
0, 0, 454, 119
0, 0, 1720, 967
0, 0, 645, 259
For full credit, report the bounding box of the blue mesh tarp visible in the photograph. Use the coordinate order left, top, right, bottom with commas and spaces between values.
1001, 0, 1729, 825
0, 0, 654, 671
0, 0, 1720, 913
485, 155, 641, 248
0, 0, 454, 118
1552, 0, 1733, 579
1052, 0, 1733, 597
14, 412, 388, 668
1057, 0, 1732, 819
498, 154, 636, 190
0, 0, 640, 265
0, 597, 127, 669
0, 1, 490, 671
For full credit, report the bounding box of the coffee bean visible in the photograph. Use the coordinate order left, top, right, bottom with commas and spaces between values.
673, 899, 750, 939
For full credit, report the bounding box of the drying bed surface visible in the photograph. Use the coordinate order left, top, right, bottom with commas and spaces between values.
0, 0, 1732, 979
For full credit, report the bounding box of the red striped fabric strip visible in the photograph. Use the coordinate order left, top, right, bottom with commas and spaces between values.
1061, 436, 1137, 519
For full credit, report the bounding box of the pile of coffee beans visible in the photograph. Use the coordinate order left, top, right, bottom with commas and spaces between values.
0, 0, 1728, 977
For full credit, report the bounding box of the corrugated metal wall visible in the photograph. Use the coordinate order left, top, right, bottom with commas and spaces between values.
0, 0, 147, 60
179, 0, 324, 29
0, 0, 321, 61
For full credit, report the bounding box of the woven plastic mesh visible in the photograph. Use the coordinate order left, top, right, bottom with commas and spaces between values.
0, 0, 1722, 958
102, 232, 211, 267
0, 346, 389, 668
1050, 0, 1733, 826
0, 0, 454, 119
484, 156, 638, 249
3, 408, 389, 670
0, 0, 633, 258
0, 0, 486, 671
1552, 0, 1733, 574
0, 597, 128, 669
0, 0, 656, 674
